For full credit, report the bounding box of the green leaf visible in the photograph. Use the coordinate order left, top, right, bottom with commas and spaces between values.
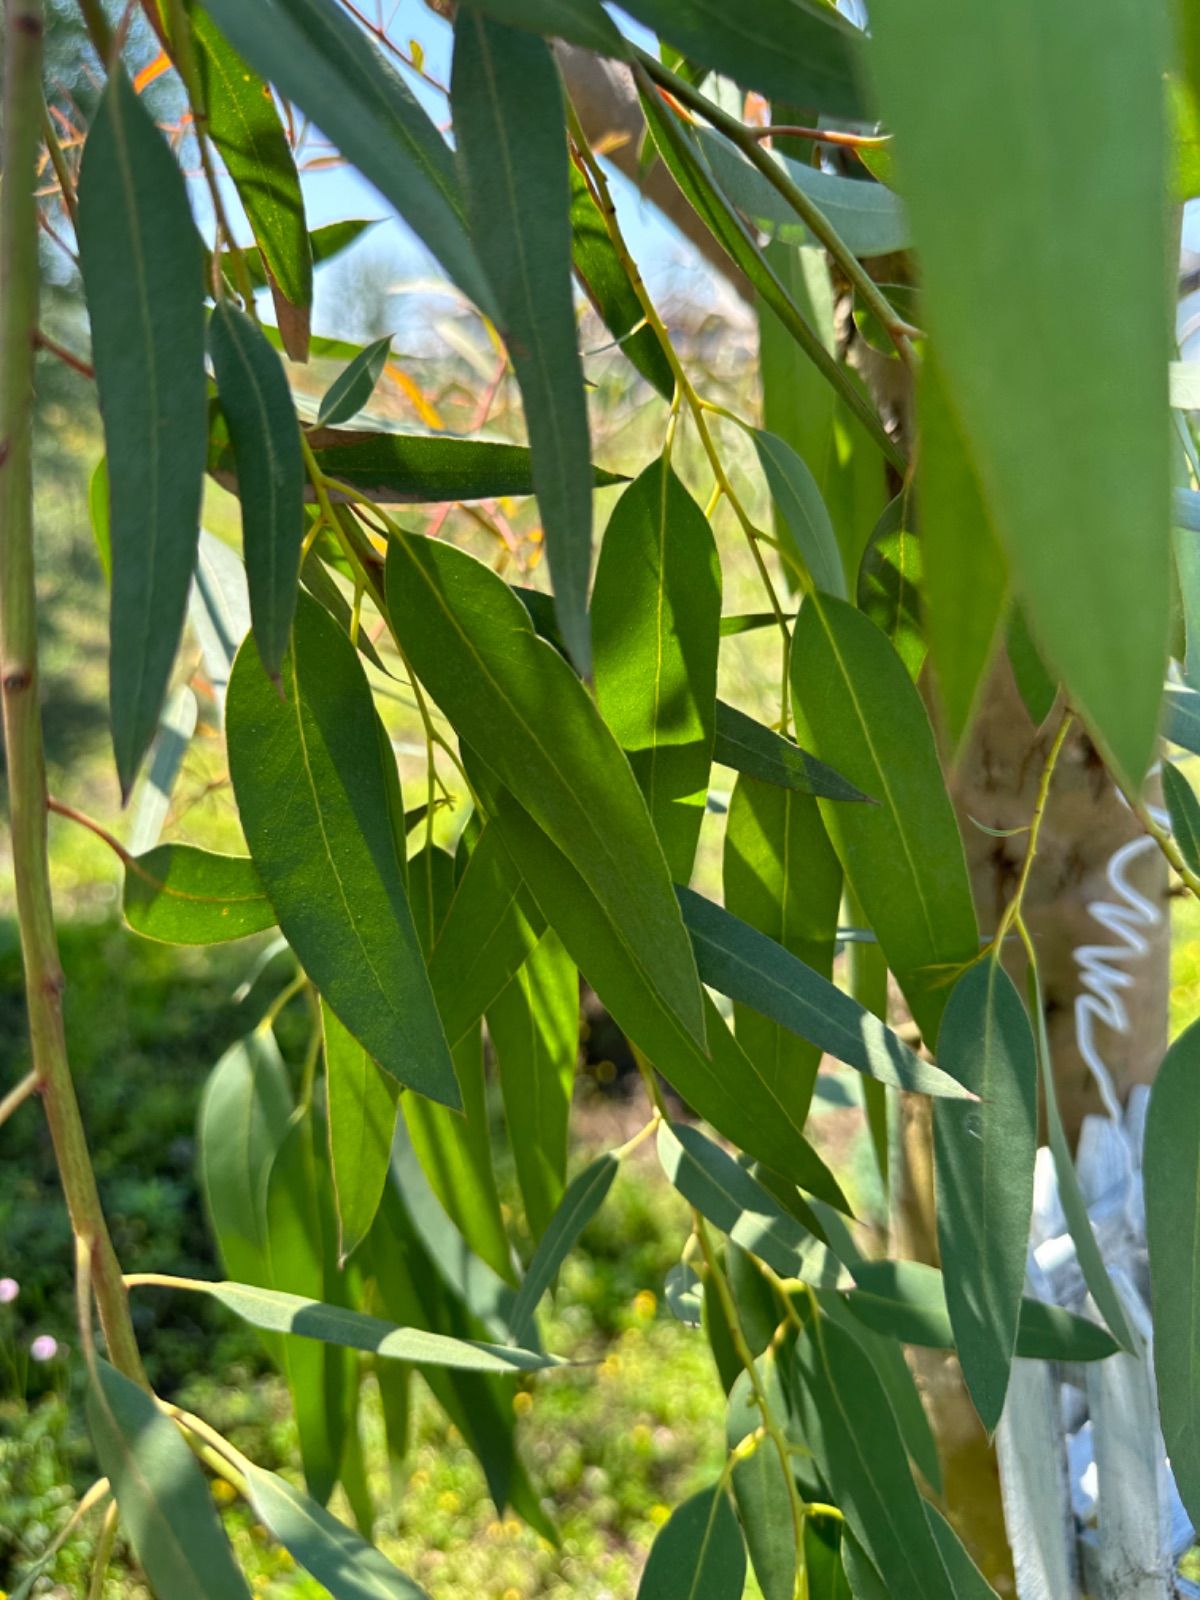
89, 455, 111, 581
636, 1483, 746, 1600
657, 1121, 849, 1286
124, 844, 274, 944
857, 491, 924, 680
592, 456, 721, 881
842, 1258, 1120, 1363
925, 1505, 999, 1599
198, 0, 493, 313
227, 595, 457, 1104
790, 595, 979, 1043
242, 1461, 429, 1598
452, 12, 594, 672
804, 1519, 853, 1600
569, 163, 673, 398
139, 1277, 565, 1371
509, 1153, 618, 1344
472, 765, 829, 1183
77, 70, 207, 796
459, 0, 626, 54
723, 774, 841, 1131
623, 0, 866, 119
868, 0, 1171, 788
1006, 607, 1058, 727
699, 130, 909, 259
713, 701, 869, 802
639, 90, 902, 472
918, 353, 1008, 751
1145, 1016, 1200, 1526
86, 1359, 250, 1599
323, 998, 400, 1266
317, 335, 391, 427
933, 962, 1037, 1432
753, 429, 846, 599
726, 1357, 796, 1600
1163, 761, 1200, 874
216, 218, 375, 296
208, 300, 305, 680
488, 930, 578, 1240
193, 7, 311, 354
678, 887, 970, 1101
386, 533, 705, 1047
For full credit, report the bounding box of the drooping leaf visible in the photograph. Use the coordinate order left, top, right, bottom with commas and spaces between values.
592, 456, 721, 881
1145, 1016, 1200, 1526
790, 595, 979, 1043
227, 595, 457, 1103
856, 491, 924, 680
657, 1122, 849, 1286
1163, 761, 1200, 874
713, 701, 869, 802
459, 0, 625, 53
509, 1153, 618, 1344
636, 1482, 747, 1600
323, 998, 400, 1265
86, 1359, 250, 1599
317, 335, 391, 427
488, 930, 579, 1240
679, 887, 969, 1100
868, 0, 1172, 787
126, 685, 199, 856
933, 962, 1037, 1431
77, 70, 207, 796
753, 429, 846, 599
925, 1505, 1000, 1599
726, 1356, 796, 1600
385, 534, 705, 1047
723, 774, 841, 1131
124, 844, 273, 944
804, 1518, 853, 1600
452, 11, 594, 671
243, 1461, 429, 1598
1006, 607, 1058, 727
198, 0, 493, 313
208, 300, 305, 679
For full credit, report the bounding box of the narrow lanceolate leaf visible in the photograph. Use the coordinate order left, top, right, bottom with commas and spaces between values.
488, 930, 579, 1241
460, 0, 625, 54
317, 335, 391, 427
868, 0, 1172, 788
1163, 762, 1200, 875
509, 1153, 617, 1344
193, 8, 311, 354
243, 1462, 430, 1599
198, 0, 493, 314
636, 1483, 747, 1600
793, 1319, 957, 1600
724, 775, 841, 1130
933, 962, 1037, 1432
791, 595, 979, 1043
713, 701, 869, 802
209, 301, 305, 680
142, 1278, 564, 1371
452, 12, 594, 673
679, 888, 970, 1101
77, 70, 207, 796
592, 457, 721, 881
857, 492, 924, 680
753, 429, 846, 599
124, 844, 273, 944
86, 1359, 250, 1600
925, 1506, 999, 1599
386, 535, 705, 1048
623, 0, 866, 118
1145, 1017, 1200, 1526
227, 595, 458, 1104
726, 1359, 795, 1600
657, 1122, 849, 1288
323, 998, 400, 1265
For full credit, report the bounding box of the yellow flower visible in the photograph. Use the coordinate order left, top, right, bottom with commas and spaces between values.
211, 1477, 237, 1505
438, 1490, 461, 1514
513, 1390, 533, 1416
649, 1503, 672, 1526
632, 1289, 657, 1319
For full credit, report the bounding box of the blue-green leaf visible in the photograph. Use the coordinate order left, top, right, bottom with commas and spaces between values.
713, 701, 869, 802
753, 429, 846, 599
636, 1483, 747, 1600
317, 335, 391, 427
509, 1153, 618, 1343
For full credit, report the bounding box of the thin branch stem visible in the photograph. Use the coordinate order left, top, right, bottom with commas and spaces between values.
748, 124, 890, 151
0, 1068, 40, 1127
990, 710, 1073, 953
35, 329, 94, 379
40, 101, 78, 224
1122, 775, 1200, 899
85, 1498, 119, 1600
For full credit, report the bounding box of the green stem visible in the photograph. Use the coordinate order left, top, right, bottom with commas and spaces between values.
0, 0, 145, 1384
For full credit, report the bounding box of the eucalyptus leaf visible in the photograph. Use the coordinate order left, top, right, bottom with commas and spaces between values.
1162, 761, 1200, 875
753, 429, 846, 598
509, 1153, 618, 1344
124, 843, 274, 945
713, 701, 869, 802
317, 335, 392, 427
635, 1482, 747, 1600
323, 998, 400, 1265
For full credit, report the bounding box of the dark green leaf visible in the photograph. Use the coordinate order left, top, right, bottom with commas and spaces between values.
317, 335, 391, 427
933, 962, 1037, 1431
868, 0, 1172, 787
323, 998, 400, 1265
77, 70, 207, 795
1006, 607, 1057, 726
636, 1483, 747, 1600
856, 491, 924, 680
713, 701, 869, 802
452, 12, 594, 671
459, 0, 626, 54
509, 1153, 618, 1343
1166, 684, 1200, 755
592, 456, 720, 880
805, 1518, 853, 1600
198, 0, 492, 311
386, 533, 705, 1046
86, 1359, 249, 1599
209, 300, 305, 679
227, 595, 457, 1103
726, 1357, 795, 1600
753, 428, 846, 598
925, 1505, 999, 1599
1163, 761, 1200, 874
124, 844, 273, 944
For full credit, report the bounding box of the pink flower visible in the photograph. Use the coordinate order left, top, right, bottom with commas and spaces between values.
0, 1278, 18, 1304
29, 1334, 58, 1362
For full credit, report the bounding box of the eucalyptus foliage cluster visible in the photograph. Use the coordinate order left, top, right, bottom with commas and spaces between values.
6, 0, 1200, 1596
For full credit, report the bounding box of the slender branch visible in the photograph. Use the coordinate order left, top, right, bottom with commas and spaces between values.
35, 329, 94, 380
748, 124, 890, 151
86, 1501, 120, 1600
990, 710, 1074, 953
0, 0, 145, 1384
1123, 776, 1200, 900
40, 102, 78, 224
0, 1068, 40, 1128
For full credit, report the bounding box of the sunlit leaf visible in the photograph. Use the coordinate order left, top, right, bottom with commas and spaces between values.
726, 1355, 795, 1600
323, 998, 400, 1266
509, 1153, 618, 1343
317, 335, 391, 427
636, 1482, 746, 1600
753, 429, 846, 599
713, 701, 869, 802
124, 843, 274, 945
1163, 761, 1200, 874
